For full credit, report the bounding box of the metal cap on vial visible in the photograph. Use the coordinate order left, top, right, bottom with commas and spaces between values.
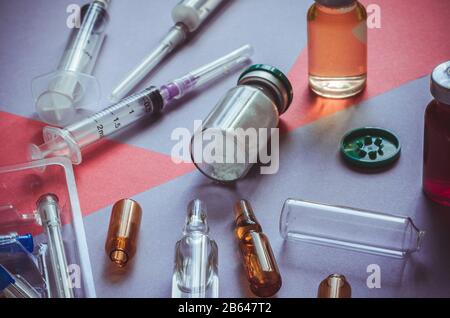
431, 61, 450, 105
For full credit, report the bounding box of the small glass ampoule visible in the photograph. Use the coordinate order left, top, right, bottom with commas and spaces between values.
105, 199, 142, 267
317, 274, 352, 298
172, 199, 219, 298
308, 0, 367, 98
234, 200, 281, 298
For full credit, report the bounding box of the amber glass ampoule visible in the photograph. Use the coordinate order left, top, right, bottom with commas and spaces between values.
308, 0, 367, 98
105, 199, 142, 267
317, 274, 352, 298
234, 200, 281, 297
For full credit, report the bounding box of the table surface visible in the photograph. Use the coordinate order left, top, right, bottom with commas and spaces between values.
1, 0, 450, 298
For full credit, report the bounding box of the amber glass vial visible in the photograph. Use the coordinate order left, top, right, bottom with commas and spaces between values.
234, 200, 282, 297
105, 198, 142, 267
317, 274, 351, 298
308, 0, 367, 98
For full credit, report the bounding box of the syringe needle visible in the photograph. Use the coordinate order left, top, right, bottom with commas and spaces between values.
110, 0, 226, 102
110, 24, 187, 102
159, 44, 254, 104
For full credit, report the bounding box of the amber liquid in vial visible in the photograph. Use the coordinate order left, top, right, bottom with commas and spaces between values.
308, 1, 367, 98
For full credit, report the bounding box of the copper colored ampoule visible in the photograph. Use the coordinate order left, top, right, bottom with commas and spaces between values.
105, 199, 142, 267
234, 200, 282, 297
317, 274, 351, 298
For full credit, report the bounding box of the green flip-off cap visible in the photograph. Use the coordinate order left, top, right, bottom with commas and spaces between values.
239, 64, 294, 107
340, 127, 401, 169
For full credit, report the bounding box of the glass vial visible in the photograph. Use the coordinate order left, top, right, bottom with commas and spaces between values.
317, 274, 351, 298
280, 199, 425, 258
190, 64, 293, 183
172, 199, 219, 298
234, 200, 282, 297
308, 0, 367, 98
423, 61, 450, 206
105, 199, 142, 267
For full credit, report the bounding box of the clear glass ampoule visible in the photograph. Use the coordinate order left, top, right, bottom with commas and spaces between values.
308, 0, 367, 98
172, 199, 219, 298
280, 199, 425, 258
234, 200, 282, 298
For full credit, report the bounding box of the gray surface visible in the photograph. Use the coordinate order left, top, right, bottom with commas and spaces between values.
83, 77, 450, 298
1, 0, 450, 298
0, 0, 306, 155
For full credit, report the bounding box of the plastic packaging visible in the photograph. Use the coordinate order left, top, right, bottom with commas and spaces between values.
0, 265, 41, 298
0, 157, 96, 297
0, 236, 46, 298
0, 233, 34, 254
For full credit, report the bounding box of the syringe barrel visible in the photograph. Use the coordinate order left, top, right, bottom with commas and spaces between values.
59, 1, 109, 74
33, 0, 110, 126
172, 0, 224, 32
30, 87, 165, 165
66, 87, 164, 150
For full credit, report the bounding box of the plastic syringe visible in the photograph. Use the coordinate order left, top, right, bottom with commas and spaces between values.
30, 44, 253, 165
32, 0, 111, 126
110, 0, 225, 102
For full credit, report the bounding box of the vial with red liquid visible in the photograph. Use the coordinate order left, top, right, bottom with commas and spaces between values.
423, 61, 450, 206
